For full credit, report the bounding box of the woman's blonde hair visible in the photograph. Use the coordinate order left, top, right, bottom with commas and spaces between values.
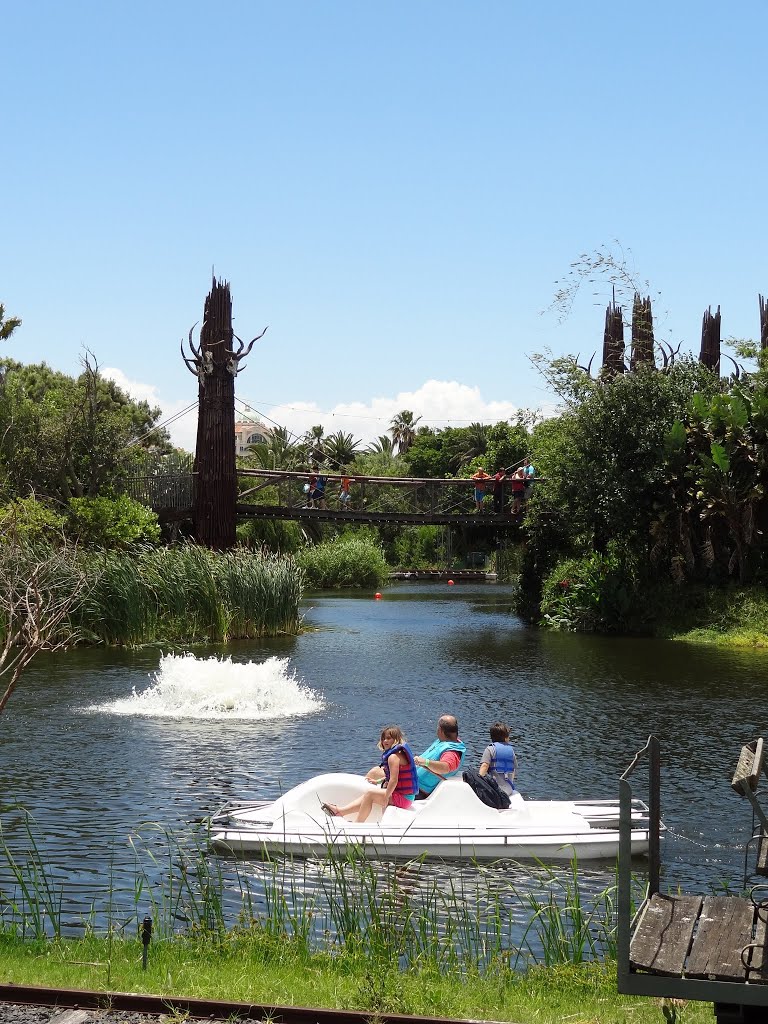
377, 725, 405, 750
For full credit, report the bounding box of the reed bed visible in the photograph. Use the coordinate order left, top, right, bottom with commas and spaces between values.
0, 543, 303, 645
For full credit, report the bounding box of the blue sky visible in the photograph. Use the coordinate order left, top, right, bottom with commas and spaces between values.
3, 1, 767, 450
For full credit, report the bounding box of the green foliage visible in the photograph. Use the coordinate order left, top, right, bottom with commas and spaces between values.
390, 526, 447, 569
67, 495, 161, 549
237, 516, 303, 553
0, 357, 170, 503
0, 303, 22, 342
297, 536, 389, 588
0, 497, 65, 544
540, 548, 647, 633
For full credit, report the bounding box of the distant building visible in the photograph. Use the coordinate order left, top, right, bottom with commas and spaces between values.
235, 419, 273, 456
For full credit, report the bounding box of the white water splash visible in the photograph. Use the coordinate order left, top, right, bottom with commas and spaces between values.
87, 653, 325, 720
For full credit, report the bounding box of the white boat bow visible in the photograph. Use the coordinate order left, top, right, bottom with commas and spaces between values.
210, 773, 653, 861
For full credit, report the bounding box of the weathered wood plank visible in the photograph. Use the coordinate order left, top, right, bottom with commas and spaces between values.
630, 893, 702, 975
686, 895, 755, 980
747, 907, 768, 983
732, 739, 765, 794
756, 831, 768, 876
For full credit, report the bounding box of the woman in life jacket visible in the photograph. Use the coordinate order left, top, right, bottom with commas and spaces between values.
478, 721, 516, 797
322, 726, 418, 822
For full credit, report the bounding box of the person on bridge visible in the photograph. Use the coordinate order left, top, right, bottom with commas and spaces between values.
522, 458, 536, 500
339, 471, 353, 507
322, 725, 418, 822
492, 467, 507, 513
310, 464, 327, 509
510, 467, 527, 515
471, 468, 491, 512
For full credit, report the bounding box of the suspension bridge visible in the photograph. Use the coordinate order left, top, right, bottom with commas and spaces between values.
126, 462, 525, 529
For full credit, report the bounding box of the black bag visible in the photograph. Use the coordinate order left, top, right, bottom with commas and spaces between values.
462, 767, 511, 810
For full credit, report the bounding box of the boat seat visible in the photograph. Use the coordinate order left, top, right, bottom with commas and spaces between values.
411, 779, 512, 825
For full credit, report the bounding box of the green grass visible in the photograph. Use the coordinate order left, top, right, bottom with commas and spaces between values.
654, 584, 768, 648
0, 936, 713, 1023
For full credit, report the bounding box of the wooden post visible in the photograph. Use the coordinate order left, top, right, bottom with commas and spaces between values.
602, 293, 625, 375
699, 305, 722, 374
182, 278, 267, 549
630, 293, 655, 369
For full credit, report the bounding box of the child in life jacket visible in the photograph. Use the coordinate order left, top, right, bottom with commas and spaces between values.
322, 726, 418, 822
478, 721, 516, 797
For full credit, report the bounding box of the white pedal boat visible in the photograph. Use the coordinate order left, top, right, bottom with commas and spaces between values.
210, 773, 653, 861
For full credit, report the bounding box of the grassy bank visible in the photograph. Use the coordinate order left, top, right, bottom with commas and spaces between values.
654, 584, 768, 648
0, 936, 711, 1023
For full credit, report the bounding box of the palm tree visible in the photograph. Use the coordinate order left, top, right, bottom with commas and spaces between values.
366, 434, 396, 456
249, 426, 302, 470
0, 304, 22, 342
454, 422, 489, 468
323, 430, 361, 468
304, 424, 325, 464
389, 410, 422, 454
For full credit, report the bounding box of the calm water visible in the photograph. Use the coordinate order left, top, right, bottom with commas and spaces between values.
1, 581, 767, 933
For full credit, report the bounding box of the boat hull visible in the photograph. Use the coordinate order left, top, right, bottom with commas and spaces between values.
209, 772, 653, 863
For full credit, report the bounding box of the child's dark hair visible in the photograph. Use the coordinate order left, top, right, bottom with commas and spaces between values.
489, 721, 510, 743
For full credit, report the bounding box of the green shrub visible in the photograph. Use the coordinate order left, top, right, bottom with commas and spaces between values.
0, 497, 65, 544
297, 536, 388, 589
67, 495, 161, 549
540, 548, 648, 633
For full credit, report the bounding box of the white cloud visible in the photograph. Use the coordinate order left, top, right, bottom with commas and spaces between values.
103, 370, 555, 455
238, 380, 537, 445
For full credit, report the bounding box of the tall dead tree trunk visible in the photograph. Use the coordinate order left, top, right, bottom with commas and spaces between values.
760, 294, 768, 352
699, 305, 721, 373
182, 278, 267, 549
630, 293, 655, 369
602, 293, 625, 375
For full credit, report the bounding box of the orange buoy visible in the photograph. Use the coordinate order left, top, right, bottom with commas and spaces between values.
447, 579, 455, 586
374, 592, 382, 600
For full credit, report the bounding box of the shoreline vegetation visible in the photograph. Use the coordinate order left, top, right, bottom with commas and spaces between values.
0, 826, 714, 1023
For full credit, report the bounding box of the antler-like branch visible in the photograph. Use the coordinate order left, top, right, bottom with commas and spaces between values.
186, 322, 201, 359
231, 326, 268, 362
180, 339, 199, 376
722, 353, 742, 380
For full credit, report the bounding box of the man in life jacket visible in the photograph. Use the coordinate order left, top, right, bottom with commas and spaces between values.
412, 715, 466, 800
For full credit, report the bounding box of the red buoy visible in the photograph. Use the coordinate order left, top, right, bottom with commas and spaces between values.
447, 579, 455, 586
374, 592, 382, 600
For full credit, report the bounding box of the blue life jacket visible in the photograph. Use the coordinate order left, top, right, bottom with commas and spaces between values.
416, 738, 466, 795
490, 741, 516, 787
380, 742, 418, 799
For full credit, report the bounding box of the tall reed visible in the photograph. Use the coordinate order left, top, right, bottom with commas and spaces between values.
30, 544, 303, 645
0, 816, 626, 976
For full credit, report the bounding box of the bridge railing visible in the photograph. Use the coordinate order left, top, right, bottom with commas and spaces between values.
125, 473, 196, 509
236, 469, 507, 516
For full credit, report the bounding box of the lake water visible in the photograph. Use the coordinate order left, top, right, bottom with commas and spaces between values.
1, 581, 767, 939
